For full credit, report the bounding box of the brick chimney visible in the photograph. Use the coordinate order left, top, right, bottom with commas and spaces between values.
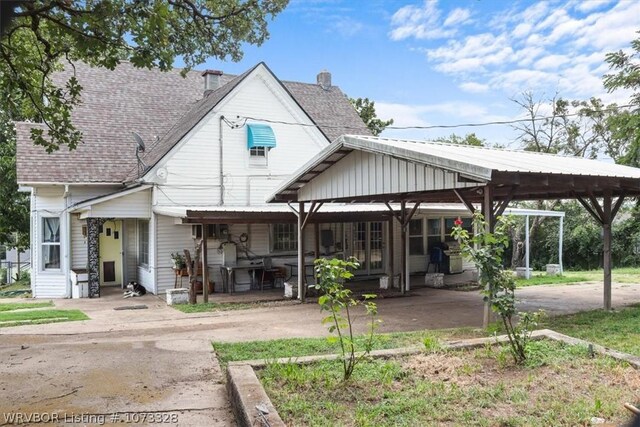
202, 69, 223, 93
317, 70, 331, 90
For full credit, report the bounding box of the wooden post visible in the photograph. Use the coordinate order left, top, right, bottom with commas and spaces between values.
298, 202, 306, 302
202, 237, 209, 303
184, 245, 201, 305
388, 218, 394, 283
603, 193, 612, 311
400, 201, 407, 294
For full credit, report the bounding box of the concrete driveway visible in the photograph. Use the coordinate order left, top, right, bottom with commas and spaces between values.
1, 281, 639, 425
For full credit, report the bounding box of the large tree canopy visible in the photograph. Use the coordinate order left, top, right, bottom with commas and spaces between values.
603, 31, 640, 167
0, 0, 287, 250
0, 0, 288, 152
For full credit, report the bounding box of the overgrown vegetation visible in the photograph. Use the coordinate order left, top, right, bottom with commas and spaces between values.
313, 257, 379, 381
259, 340, 638, 426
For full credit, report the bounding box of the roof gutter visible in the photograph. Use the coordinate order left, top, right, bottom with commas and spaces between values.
17, 181, 122, 187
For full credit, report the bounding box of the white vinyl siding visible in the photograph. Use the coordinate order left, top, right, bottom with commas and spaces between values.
30, 187, 68, 298
149, 66, 328, 208
78, 190, 151, 219
298, 150, 479, 202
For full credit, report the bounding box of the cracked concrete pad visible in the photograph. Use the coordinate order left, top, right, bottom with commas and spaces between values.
0, 338, 233, 426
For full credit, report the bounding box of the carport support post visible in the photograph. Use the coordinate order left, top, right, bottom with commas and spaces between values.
603, 194, 612, 311
298, 202, 306, 302
388, 218, 394, 284
400, 201, 407, 294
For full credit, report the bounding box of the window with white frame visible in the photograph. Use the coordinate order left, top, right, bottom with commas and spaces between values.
409, 218, 424, 255
138, 219, 149, 266
41, 217, 60, 269
249, 147, 267, 158
271, 223, 297, 252
427, 218, 442, 253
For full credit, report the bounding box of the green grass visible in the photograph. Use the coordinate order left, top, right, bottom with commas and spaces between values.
515, 267, 640, 287
515, 274, 590, 287
0, 309, 89, 327
543, 303, 640, 356
173, 301, 257, 313
213, 328, 485, 365
0, 301, 53, 312
258, 340, 637, 426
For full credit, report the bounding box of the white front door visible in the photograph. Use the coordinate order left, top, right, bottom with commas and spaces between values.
351, 221, 385, 276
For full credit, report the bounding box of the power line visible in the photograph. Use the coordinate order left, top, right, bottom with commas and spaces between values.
237, 103, 635, 132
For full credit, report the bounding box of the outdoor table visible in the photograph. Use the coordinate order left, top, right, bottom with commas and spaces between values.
219, 263, 261, 294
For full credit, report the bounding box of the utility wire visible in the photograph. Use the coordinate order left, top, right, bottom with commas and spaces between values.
236, 103, 635, 132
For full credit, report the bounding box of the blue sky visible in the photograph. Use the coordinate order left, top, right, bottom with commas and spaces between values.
201, 0, 639, 146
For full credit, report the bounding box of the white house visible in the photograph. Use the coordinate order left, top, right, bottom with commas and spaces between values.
16, 61, 482, 298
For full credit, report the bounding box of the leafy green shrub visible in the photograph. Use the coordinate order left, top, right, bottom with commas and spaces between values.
313, 257, 380, 381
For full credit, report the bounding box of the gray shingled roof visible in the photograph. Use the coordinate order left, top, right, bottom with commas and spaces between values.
16, 61, 370, 184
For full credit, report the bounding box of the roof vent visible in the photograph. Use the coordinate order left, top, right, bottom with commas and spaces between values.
202, 69, 223, 93
317, 70, 331, 90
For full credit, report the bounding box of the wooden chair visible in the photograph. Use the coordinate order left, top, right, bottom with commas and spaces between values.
261, 257, 285, 290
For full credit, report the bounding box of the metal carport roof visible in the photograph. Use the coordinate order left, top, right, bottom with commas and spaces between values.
268, 135, 640, 321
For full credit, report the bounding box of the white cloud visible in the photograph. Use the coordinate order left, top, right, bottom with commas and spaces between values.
389, 0, 469, 40
574, 0, 614, 13
330, 16, 364, 37
444, 8, 472, 27
512, 23, 532, 39
533, 54, 571, 71
393, 0, 637, 102
459, 82, 489, 93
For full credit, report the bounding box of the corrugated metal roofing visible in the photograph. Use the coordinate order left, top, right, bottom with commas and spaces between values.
269, 135, 640, 203
348, 135, 640, 179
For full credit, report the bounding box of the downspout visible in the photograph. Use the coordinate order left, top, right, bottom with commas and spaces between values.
63, 184, 71, 298
219, 115, 225, 206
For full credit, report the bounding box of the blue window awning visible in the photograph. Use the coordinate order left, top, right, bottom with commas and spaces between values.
247, 124, 276, 149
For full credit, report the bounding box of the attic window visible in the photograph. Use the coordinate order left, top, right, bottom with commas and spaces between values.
247, 124, 276, 150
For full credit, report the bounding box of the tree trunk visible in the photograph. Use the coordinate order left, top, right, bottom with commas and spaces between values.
184, 243, 202, 305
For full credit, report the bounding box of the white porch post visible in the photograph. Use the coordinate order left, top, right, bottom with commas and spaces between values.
525, 215, 530, 279
298, 202, 305, 302
559, 216, 564, 274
